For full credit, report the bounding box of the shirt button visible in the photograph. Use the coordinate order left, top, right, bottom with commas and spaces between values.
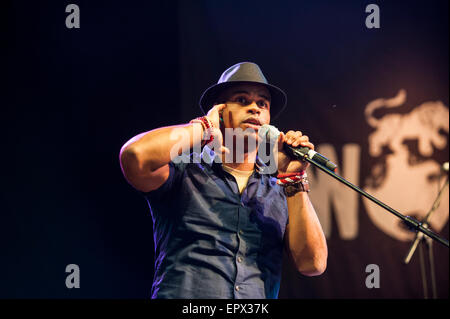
235, 285, 240, 292
237, 256, 243, 263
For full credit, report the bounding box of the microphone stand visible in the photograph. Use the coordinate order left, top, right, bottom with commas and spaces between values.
301, 156, 449, 248
403, 174, 449, 298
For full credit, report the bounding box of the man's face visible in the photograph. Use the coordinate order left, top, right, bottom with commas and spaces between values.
217, 83, 271, 132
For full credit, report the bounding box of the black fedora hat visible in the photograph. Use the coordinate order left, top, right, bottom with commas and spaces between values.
199, 62, 287, 119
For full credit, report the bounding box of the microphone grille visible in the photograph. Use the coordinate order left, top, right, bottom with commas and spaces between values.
258, 124, 280, 142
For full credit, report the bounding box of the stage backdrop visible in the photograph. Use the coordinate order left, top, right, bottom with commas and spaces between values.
177, 0, 449, 298
2, 0, 448, 298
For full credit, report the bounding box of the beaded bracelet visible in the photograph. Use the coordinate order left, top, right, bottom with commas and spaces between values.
276, 171, 310, 194
190, 116, 214, 146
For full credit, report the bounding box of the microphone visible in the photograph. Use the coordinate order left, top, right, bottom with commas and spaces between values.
258, 124, 338, 172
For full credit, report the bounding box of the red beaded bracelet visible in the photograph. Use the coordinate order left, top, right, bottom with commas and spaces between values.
276, 171, 310, 193
190, 116, 214, 146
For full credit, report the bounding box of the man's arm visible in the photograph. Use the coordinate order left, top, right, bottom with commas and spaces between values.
119, 104, 226, 193
276, 130, 328, 276
284, 192, 328, 276
119, 123, 203, 192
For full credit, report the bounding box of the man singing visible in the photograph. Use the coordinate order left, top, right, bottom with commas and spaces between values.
119, 62, 327, 298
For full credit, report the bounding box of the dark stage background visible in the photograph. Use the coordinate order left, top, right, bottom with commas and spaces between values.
2, 1, 448, 298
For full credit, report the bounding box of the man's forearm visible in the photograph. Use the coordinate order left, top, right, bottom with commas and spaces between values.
120, 123, 204, 173
286, 192, 328, 276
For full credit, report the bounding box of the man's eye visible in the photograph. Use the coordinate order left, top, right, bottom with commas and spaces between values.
236, 97, 248, 104
258, 101, 268, 108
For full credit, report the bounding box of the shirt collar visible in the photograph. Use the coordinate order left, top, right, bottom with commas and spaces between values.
200, 145, 271, 176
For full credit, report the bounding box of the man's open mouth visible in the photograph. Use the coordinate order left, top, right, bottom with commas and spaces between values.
242, 118, 261, 126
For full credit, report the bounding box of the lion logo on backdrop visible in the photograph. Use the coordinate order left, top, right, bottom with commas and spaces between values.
362, 89, 449, 241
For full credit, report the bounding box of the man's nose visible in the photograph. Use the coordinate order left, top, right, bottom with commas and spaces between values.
247, 101, 261, 114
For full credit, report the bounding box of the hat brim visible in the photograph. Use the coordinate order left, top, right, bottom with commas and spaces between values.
199, 81, 287, 120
